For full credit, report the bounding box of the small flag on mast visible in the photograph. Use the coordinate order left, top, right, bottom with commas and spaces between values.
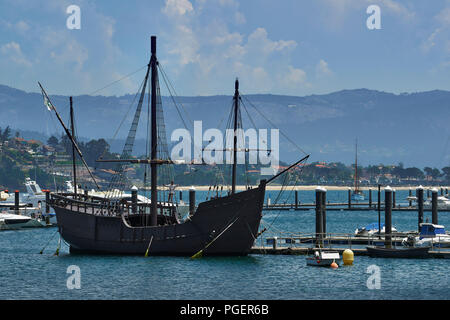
38, 82, 54, 111
43, 94, 53, 111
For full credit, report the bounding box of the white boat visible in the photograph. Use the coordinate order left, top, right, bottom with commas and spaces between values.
402, 223, 450, 248
424, 196, 450, 211
351, 139, 365, 202
306, 251, 341, 267
22, 178, 56, 224
355, 222, 397, 237
0, 212, 47, 230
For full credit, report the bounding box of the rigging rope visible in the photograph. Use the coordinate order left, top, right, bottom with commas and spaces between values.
241, 94, 308, 157
88, 65, 148, 96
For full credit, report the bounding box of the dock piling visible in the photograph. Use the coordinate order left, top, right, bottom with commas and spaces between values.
45, 190, 50, 214
315, 187, 325, 247
432, 188, 438, 225
384, 186, 392, 248
408, 188, 412, 207
347, 188, 351, 209
14, 190, 19, 215
393, 189, 396, 208
368, 188, 372, 208
189, 186, 196, 217
417, 186, 424, 232
322, 188, 327, 237
377, 184, 381, 239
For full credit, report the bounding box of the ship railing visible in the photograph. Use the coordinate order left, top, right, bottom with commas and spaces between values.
50, 192, 177, 217
50, 192, 124, 216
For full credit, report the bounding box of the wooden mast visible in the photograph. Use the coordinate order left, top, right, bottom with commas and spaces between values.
150, 35, 158, 226
38, 82, 100, 190
70, 97, 77, 197
231, 78, 239, 194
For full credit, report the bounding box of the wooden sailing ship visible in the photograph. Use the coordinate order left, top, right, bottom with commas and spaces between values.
40, 36, 309, 256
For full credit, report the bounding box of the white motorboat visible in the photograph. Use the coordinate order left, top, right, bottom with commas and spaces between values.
402, 223, 450, 248
0, 212, 47, 230
22, 178, 56, 224
355, 222, 398, 237
424, 196, 450, 211
306, 250, 341, 267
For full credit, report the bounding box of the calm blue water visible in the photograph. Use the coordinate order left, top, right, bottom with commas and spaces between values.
1, 189, 449, 300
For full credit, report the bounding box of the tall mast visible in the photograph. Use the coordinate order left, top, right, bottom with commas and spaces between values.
38, 82, 100, 189
354, 139, 358, 193
70, 96, 77, 197
150, 36, 158, 226
231, 78, 239, 194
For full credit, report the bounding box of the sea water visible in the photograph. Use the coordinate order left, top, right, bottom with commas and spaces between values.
0, 189, 449, 300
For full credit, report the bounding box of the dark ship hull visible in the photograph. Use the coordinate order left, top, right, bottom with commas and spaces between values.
51, 183, 265, 256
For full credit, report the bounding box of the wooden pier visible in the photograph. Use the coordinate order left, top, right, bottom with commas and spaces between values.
262, 202, 439, 211
250, 246, 450, 259
263, 187, 450, 211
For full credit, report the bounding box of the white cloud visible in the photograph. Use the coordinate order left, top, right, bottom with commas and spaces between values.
377, 0, 415, 21
316, 59, 333, 77
436, 7, 450, 26
15, 20, 29, 33
168, 24, 200, 66
247, 28, 297, 56
162, 0, 304, 95
162, 0, 194, 16
281, 66, 308, 88
0, 42, 32, 67
422, 28, 441, 52
234, 12, 246, 25
422, 6, 450, 54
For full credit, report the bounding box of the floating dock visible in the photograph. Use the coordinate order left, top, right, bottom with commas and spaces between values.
262, 202, 442, 211
250, 246, 450, 259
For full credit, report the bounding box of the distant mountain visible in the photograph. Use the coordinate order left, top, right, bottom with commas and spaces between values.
0, 84, 449, 168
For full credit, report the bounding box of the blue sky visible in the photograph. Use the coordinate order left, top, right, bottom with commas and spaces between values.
0, 0, 449, 96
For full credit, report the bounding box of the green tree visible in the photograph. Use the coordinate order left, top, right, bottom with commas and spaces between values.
431, 168, 441, 179
1, 126, 11, 142
424, 167, 433, 177
47, 135, 59, 148
442, 167, 450, 182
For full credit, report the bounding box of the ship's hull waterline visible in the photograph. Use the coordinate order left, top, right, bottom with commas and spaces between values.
52, 184, 266, 256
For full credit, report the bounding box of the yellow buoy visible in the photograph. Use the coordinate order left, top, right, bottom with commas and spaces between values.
343, 249, 354, 266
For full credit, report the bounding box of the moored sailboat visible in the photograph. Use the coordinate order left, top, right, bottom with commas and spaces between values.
351, 139, 365, 201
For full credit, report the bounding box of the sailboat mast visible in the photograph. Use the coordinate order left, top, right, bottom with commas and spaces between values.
231, 79, 239, 194
354, 139, 358, 193
150, 36, 158, 226
70, 96, 77, 197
